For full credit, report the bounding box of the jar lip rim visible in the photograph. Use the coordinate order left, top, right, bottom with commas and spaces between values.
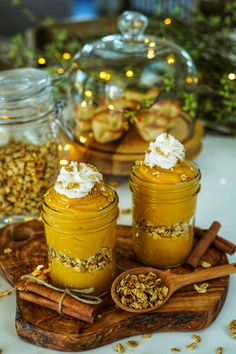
130, 161, 201, 188
42, 184, 119, 216
0, 68, 51, 104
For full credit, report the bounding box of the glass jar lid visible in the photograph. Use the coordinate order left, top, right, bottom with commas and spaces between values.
0, 68, 54, 124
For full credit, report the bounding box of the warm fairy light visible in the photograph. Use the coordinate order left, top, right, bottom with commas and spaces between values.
72, 62, 78, 69
164, 18, 172, 25
60, 159, 69, 166
108, 104, 114, 109
126, 70, 134, 78
149, 42, 156, 48
62, 52, 72, 60
167, 54, 175, 64
79, 135, 87, 143
57, 67, 65, 75
186, 76, 194, 84
38, 57, 46, 65
58, 144, 63, 151
228, 73, 236, 80
147, 50, 155, 59
194, 77, 199, 84
85, 90, 93, 97
99, 71, 111, 81
81, 100, 87, 107
64, 144, 70, 151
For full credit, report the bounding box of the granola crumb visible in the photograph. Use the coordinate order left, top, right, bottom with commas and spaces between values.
193, 283, 209, 294
229, 320, 236, 338
121, 208, 131, 215
192, 334, 201, 343
186, 342, 197, 350
216, 347, 224, 354
143, 333, 152, 339
171, 348, 181, 352
127, 340, 139, 348
114, 343, 125, 353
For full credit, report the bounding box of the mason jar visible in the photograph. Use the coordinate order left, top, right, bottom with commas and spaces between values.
129, 162, 201, 268
41, 183, 119, 295
0, 68, 63, 223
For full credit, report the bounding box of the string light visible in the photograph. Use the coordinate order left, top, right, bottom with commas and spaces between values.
57, 67, 65, 75
79, 135, 87, 143
228, 73, 236, 80
126, 70, 134, 78
147, 50, 155, 59
62, 52, 71, 60
167, 54, 175, 64
58, 144, 63, 151
186, 76, 194, 84
81, 100, 87, 107
164, 18, 172, 25
38, 57, 46, 65
99, 71, 111, 80
149, 42, 156, 48
85, 90, 93, 97
64, 144, 70, 151
72, 62, 78, 69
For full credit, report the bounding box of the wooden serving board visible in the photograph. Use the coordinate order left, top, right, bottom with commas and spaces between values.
0, 220, 229, 352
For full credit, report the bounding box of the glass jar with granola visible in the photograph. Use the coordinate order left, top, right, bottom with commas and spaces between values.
41, 162, 119, 295
129, 133, 201, 268
0, 68, 61, 223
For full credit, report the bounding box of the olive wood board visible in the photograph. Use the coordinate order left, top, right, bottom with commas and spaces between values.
0, 220, 229, 352
71, 121, 203, 176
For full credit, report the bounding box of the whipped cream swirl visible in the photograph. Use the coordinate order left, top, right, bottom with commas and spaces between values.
54, 161, 103, 198
144, 133, 185, 169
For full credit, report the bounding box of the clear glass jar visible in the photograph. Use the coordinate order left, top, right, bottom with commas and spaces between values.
71, 11, 197, 147
129, 162, 201, 268
41, 183, 119, 295
0, 68, 61, 223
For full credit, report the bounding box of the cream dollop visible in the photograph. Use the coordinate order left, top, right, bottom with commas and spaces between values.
144, 133, 185, 169
54, 161, 103, 198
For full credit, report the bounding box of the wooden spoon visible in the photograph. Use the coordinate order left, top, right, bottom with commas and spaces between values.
111, 263, 236, 313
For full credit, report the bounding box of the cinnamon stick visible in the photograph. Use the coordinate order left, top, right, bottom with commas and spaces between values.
195, 227, 236, 255
18, 283, 97, 323
18, 291, 93, 323
186, 221, 221, 268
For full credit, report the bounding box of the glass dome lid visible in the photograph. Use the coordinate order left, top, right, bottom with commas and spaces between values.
72, 11, 197, 145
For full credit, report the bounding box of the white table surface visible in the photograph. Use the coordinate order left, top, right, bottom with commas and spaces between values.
1, 134, 236, 354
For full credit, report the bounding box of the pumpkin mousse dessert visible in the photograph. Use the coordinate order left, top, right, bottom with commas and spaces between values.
129, 133, 201, 268
41, 162, 119, 295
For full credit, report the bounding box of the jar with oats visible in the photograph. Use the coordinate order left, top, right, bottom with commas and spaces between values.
129, 133, 201, 268
0, 68, 63, 223
41, 161, 119, 295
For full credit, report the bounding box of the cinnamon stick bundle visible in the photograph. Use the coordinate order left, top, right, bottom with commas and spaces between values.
18, 283, 97, 323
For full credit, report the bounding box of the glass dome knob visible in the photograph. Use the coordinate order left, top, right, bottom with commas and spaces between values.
118, 11, 148, 40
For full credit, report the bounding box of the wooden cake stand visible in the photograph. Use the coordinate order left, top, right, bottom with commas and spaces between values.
71, 121, 204, 176
0, 220, 228, 352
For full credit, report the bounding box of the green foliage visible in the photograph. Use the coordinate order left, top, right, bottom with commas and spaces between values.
6, 0, 236, 133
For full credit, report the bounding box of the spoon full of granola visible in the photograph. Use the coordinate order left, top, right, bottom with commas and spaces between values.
111, 263, 236, 313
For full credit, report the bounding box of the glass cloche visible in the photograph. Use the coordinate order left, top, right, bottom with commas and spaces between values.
69, 11, 200, 174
